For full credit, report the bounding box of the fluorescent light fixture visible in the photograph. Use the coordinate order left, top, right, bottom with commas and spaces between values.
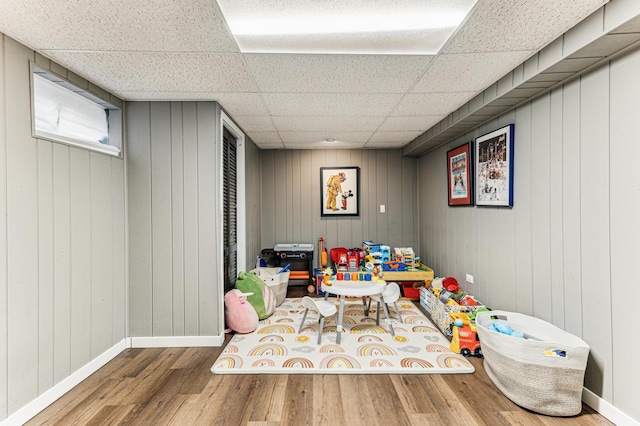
216, 0, 477, 55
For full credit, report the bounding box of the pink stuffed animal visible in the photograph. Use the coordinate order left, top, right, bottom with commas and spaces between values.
224, 289, 259, 333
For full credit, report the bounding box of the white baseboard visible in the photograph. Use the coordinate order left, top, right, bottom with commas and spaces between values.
129, 335, 224, 348
583, 387, 640, 426
0, 339, 129, 426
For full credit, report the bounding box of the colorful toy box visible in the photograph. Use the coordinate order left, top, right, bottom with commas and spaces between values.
420, 286, 486, 336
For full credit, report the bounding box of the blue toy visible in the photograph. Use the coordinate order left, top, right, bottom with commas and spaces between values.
491, 320, 525, 338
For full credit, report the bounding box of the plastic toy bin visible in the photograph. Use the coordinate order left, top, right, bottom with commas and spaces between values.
420, 286, 486, 336
251, 267, 290, 306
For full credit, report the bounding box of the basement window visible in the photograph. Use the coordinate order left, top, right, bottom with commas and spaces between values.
31, 65, 122, 157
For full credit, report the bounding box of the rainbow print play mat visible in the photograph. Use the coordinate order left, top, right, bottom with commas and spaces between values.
211, 298, 475, 375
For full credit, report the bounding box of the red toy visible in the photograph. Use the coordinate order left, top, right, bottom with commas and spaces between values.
443, 276, 460, 292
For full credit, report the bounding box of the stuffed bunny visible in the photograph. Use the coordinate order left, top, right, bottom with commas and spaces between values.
224, 289, 259, 334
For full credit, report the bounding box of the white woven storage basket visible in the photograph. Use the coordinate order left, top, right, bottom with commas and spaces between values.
475, 310, 590, 417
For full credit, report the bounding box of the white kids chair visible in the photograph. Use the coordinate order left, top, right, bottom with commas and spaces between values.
298, 296, 337, 345
368, 282, 403, 327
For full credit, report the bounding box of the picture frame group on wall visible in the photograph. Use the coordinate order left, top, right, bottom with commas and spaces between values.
447, 142, 473, 206
474, 124, 514, 207
320, 166, 360, 217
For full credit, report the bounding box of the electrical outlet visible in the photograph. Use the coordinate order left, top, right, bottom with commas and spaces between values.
380, 204, 386, 213
466, 273, 474, 284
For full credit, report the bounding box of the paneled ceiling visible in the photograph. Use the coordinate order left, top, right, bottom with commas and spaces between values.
0, 0, 608, 150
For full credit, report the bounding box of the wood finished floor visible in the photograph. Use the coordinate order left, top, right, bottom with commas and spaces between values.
27, 286, 613, 426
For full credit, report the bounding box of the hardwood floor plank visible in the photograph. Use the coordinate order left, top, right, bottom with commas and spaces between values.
247, 375, 288, 423
22, 292, 615, 426
281, 375, 313, 426
311, 375, 343, 425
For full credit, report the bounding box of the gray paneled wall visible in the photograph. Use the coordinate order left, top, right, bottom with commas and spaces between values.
0, 35, 126, 419
417, 48, 640, 422
126, 101, 222, 338
244, 136, 262, 269
260, 149, 417, 261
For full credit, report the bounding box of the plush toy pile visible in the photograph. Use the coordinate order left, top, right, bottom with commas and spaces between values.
224, 271, 277, 334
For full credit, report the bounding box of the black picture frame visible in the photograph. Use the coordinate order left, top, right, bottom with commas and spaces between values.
475, 124, 515, 207
447, 142, 473, 206
320, 166, 360, 217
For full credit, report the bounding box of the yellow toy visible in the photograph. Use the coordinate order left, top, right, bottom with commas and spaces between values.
325, 172, 346, 211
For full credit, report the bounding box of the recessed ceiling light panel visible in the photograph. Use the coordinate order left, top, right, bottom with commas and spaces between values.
216, 0, 477, 55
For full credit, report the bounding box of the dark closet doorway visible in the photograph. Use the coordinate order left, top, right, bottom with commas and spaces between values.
223, 127, 237, 293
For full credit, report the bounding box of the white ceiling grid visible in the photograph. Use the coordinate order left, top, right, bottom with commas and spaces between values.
0, 0, 609, 150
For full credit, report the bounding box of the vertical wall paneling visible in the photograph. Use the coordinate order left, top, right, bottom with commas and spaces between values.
37, 140, 54, 393
90, 153, 113, 357
548, 88, 565, 329
349, 149, 363, 246
150, 102, 173, 336
5, 38, 39, 413
261, 151, 276, 250
126, 102, 153, 336
0, 33, 7, 419
530, 94, 552, 322
260, 148, 418, 273
561, 79, 583, 338
170, 102, 185, 335
243, 137, 262, 271
69, 148, 92, 372
311, 150, 326, 250
182, 102, 199, 335
512, 105, 533, 314
610, 50, 640, 422
52, 144, 71, 383
387, 150, 402, 248
196, 102, 217, 335
1, 35, 126, 421
579, 65, 613, 400
111, 159, 126, 344
126, 100, 224, 337
416, 45, 640, 423
299, 150, 313, 245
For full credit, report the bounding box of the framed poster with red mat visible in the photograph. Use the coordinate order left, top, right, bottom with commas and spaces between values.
447, 142, 473, 206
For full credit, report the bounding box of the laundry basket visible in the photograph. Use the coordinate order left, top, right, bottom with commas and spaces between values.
475, 310, 590, 416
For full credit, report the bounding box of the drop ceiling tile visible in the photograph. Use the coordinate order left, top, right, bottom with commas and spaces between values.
233, 116, 276, 132
412, 51, 532, 92
445, 0, 606, 53
247, 132, 283, 145
0, 0, 238, 52
215, 93, 271, 116
244, 54, 434, 93
262, 93, 402, 116
42, 51, 257, 95
279, 131, 373, 144
378, 116, 444, 132
392, 92, 476, 116
272, 116, 384, 132
283, 141, 366, 150
117, 92, 270, 116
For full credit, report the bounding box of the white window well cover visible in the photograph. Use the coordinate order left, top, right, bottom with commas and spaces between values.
216, 0, 477, 55
33, 73, 116, 153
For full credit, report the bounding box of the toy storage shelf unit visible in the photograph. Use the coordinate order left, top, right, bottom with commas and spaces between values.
261, 244, 314, 287
381, 263, 434, 298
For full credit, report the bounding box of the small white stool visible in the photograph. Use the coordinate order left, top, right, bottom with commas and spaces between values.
298, 296, 337, 345
368, 282, 403, 327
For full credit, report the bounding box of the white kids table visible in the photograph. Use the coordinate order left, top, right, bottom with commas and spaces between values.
320, 280, 394, 344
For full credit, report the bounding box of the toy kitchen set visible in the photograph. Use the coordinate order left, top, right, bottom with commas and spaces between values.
260, 243, 315, 287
